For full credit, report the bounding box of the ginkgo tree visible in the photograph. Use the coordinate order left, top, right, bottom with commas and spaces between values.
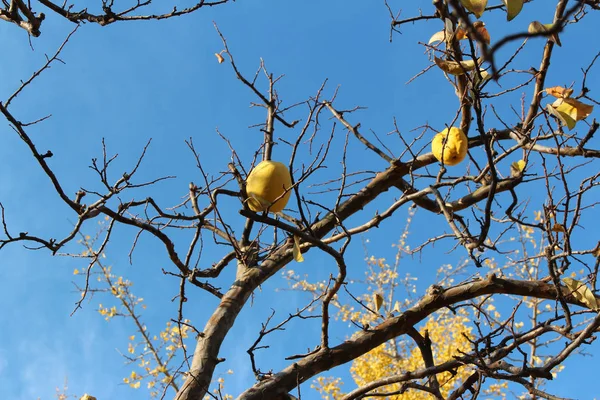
74, 228, 231, 399
2, 0, 600, 399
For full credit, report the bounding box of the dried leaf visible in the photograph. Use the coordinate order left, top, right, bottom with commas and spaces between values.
546, 86, 573, 99
455, 28, 467, 41
458, 21, 491, 44
429, 30, 447, 44
460, 0, 488, 19
504, 0, 523, 21
510, 159, 526, 176
592, 242, 600, 258
528, 21, 561, 46
471, 21, 491, 44
477, 26, 491, 44
551, 224, 566, 233
293, 235, 304, 263
429, 19, 455, 45
373, 293, 384, 312
528, 20, 544, 33
215, 52, 225, 64
562, 277, 599, 310
473, 68, 490, 88
434, 56, 481, 76
432, 22, 490, 45
444, 17, 454, 37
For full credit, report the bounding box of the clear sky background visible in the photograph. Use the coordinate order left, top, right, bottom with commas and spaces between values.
1, 1, 599, 399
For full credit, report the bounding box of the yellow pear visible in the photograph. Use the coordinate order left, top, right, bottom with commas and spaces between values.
245, 160, 292, 213
431, 127, 468, 166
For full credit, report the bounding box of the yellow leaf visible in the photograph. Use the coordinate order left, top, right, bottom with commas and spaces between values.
510, 159, 526, 176
528, 21, 561, 46
215, 52, 225, 64
73, 269, 79, 275
560, 98, 594, 121
460, 0, 488, 19
373, 293, 384, 312
129, 335, 135, 341
434, 56, 481, 76
293, 235, 304, 263
546, 103, 576, 130
547, 96, 594, 130
562, 277, 599, 310
504, 0, 523, 21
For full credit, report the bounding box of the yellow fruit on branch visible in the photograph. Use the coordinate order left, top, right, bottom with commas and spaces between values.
245, 160, 292, 213
431, 127, 468, 166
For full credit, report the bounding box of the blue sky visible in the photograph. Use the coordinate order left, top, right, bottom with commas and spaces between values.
1, 1, 600, 399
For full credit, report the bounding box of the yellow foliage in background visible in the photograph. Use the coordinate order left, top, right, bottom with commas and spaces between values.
313, 309, 474, 400
350, 310, 472, 399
